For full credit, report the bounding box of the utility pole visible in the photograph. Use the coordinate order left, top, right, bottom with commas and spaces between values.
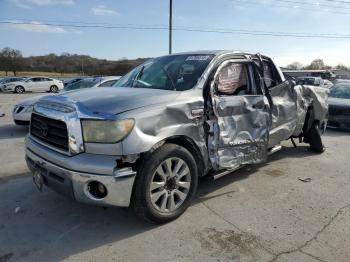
81, 57, 84, 76
169, 0, 172, 54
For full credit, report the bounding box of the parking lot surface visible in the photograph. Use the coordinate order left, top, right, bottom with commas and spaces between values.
1, 93, 350, 262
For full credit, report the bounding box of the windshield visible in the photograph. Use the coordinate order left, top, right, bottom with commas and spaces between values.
113, 54, 214, 91
329, 85, 350, 99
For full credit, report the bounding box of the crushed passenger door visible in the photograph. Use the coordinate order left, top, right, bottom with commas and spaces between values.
257, 58, 298, 147
208, 61, 271, 170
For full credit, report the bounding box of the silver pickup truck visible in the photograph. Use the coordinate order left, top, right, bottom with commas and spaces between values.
25, 51, 328, 223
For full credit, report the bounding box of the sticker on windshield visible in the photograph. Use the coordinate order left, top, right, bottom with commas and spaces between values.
186, 55, 211, 61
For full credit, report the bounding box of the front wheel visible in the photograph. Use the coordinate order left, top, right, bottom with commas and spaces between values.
132, 143, 198, 223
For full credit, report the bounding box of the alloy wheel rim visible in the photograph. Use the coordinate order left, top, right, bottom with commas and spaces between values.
149, 157, 191, 213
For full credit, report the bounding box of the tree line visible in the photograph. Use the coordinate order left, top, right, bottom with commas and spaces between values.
0, 47, 148, 76
286, 59, 349, 71
1, 47, 348, 76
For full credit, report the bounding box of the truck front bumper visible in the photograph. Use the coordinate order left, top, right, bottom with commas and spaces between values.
25, 135, 136, 207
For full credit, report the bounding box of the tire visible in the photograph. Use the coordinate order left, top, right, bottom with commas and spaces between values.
50, 85, 59, 93
132, 143, 198, 223
303, 108, 324, 153
15, 86, 25, 93
306, 123, 324, 153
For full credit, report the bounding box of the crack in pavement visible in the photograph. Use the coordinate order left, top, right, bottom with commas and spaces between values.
269, 202, 350, 262
201, 199, 350, 262
200, 202, 276, 258
300, 250, 327, 262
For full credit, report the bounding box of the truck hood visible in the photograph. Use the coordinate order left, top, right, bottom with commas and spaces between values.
39, 87, 180, 116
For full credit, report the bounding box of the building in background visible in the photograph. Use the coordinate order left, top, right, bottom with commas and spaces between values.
281, 69, 336, 80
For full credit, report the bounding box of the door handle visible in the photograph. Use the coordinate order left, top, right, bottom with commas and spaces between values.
191, 109, 204, 118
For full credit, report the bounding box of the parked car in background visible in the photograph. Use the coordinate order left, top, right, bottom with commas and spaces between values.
2, 77, 63, 93
334, 79, 350, 84
13, 76, 121, 125
64, 76, 121, 91
63, 77, 85, 87
0, 77, 27, 91
327, 82, 350, 130
25, 51, 328, 223
297, 77, 333, 88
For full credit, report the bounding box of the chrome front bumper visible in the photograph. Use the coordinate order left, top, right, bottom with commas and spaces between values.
25, 135, 136, 207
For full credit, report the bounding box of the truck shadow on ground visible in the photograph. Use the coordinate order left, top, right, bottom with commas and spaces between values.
0, 139, 338, 262
0, 124, 28, 139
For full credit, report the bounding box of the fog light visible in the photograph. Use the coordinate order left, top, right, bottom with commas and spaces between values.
98, 183, 106, 194
87, 181, 108, 199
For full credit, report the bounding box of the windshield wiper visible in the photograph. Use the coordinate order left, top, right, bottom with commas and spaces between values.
161, 66, 176, 91
132, 66, 145, 87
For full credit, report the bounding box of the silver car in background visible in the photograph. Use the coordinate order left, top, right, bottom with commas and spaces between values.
64, 76, 121, 91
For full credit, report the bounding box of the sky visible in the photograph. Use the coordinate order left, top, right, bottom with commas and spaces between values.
1, 0, 350, 67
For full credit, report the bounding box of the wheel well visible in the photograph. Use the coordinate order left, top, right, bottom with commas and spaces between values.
163, 136, 206, 177
15, 85, 25, 91
303, 106, 320, 134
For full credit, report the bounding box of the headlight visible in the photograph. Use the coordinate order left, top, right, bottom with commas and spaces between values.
82, 119, 135, 143
24, 105, 34, 113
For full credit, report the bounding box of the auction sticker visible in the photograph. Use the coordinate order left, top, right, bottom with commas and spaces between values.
186, 55, 211, 61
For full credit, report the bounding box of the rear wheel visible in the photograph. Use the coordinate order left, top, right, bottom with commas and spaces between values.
15, 86, 25, 93
306, 123, 324, 153
303, 108, 324, 153
50, 85, 59, 93
132, 143, 198, 223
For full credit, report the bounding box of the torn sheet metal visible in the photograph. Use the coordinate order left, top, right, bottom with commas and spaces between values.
208, 95, 270, 170
301, 85, 329, 121
292, 84, 329, 136
268, 81, 299, 147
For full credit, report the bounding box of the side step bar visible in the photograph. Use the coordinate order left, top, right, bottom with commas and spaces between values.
268, 145, 282, 155
211, 165, 245, 180
211, 145, 282, 180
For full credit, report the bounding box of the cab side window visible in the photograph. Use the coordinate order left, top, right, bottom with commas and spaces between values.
217, 63, 251, 96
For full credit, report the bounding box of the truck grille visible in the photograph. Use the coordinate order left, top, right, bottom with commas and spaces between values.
30, 113, 69, 151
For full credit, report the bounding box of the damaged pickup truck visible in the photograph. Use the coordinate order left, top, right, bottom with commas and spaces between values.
25, 51, 328, 223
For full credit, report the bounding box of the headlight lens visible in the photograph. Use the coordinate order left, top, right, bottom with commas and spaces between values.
82, 119, 135, 143
24, 105, 34, 113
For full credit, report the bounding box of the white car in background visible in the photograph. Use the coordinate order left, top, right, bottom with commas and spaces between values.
12, 76, 121, 125
3, 77, 64, 93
